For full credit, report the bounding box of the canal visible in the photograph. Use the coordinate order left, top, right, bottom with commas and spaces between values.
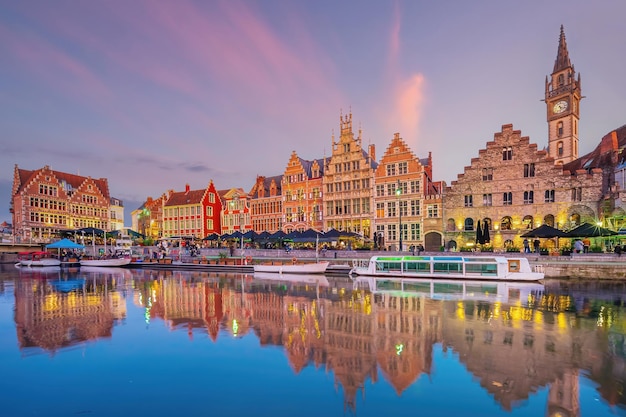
0, 265, 625, 416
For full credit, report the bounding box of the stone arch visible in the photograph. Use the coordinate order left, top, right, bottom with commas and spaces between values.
522, 215, 534, 229
543, 214, 555, 227
567, 205, 596, 226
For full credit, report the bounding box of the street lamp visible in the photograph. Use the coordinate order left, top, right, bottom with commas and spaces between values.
396, 179, 402, 252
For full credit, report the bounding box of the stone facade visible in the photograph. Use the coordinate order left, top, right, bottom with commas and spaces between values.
443, 124, 603, 252
322, 112, 377, 239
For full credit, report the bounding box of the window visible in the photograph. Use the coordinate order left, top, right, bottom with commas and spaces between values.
410, 180, 421, 194
464, 218, 474, 231
376, 203, 384, 218
410, 223, 421, 240
464, 195, 473, 207
524, 163, 535, 178
545, 190, 555, 203
399, 201, 408, 217
386, 164, 396, 176
557, 121, 563, 137
502, 147, 512, 161
501, 216, 512, 230
398, 162, 408, 175
571, 187, 582, 202
483, 193, 492, 206
558, 141, 564, 156
387, 202, 396, 217
386, 183, 395, 196
503, 192, 512, 205
482, 168, 493, 181
410, 200, 420, 216
523, 191, 534, 204
522, 215, 533, 229
387, 224, 397, 242
427, 204, 439, 218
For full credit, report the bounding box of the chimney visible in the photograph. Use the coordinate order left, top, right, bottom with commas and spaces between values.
185, 184, 190, 194
368, 144, 376, 161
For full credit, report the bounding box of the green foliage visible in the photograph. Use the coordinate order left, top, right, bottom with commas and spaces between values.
590, 245, 603, 253
218, 251, 228, 259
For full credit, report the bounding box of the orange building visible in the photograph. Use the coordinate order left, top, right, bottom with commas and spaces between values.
282, 151, 324, 232
133, 193, 168, 240
161, 181, 222, 239
249, 175, 283, 233
11, 164, 111, 242
374, 133, 435, 250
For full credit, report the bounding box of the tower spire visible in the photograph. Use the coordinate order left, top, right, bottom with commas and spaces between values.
553, 25, 571, 73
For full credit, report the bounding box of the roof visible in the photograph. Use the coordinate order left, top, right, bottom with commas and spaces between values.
164, 188, 206, 206
563, 124, 626, 173
14, 165, 110, 201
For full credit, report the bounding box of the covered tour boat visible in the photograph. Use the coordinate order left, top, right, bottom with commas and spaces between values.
350, 255, 544, 282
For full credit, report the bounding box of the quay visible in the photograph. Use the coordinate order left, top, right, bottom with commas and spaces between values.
3, 244, 626, 279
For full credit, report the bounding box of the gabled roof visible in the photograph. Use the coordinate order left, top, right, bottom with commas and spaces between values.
164, 189, 206, 206
563, 124, 626, 173
298, 157, 325, 178
14, 165, 110, 201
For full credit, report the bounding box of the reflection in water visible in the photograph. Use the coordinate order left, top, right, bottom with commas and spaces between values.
9, 267, 626, 415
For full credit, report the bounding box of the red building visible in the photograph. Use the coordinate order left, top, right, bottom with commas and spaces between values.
161, 181, 222, 239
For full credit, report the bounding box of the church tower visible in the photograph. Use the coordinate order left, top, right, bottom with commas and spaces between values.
545, 25, 582, 165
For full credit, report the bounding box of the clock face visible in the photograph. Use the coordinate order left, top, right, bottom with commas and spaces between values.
553, 100, 568, 114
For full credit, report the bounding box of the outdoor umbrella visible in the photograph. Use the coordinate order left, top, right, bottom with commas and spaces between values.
520, 224, 569, 238
475, 220, 484, 244
203, 233, 220, 241
565, 223, 617, 238
46, 238, 85, 250
483, 222, 490, 244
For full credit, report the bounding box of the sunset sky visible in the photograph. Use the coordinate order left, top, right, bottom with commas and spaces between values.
1, 0, 625, 225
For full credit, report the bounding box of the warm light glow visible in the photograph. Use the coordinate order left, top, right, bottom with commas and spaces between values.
395, 343, 404, 356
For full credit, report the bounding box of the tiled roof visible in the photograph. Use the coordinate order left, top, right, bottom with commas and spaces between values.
164, 189, 206, 206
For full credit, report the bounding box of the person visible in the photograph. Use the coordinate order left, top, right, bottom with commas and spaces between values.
533, 239, 540, 253
574, 239, 584, 253
582, 237, 591, 253
523, 238, 530, 253
615, 245, 622, 257
417, 244, 424, 255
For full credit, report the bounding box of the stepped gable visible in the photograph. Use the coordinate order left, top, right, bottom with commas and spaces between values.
13, 164, 110, 200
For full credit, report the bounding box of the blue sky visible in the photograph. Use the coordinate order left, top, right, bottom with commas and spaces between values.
1, 0, 625, 226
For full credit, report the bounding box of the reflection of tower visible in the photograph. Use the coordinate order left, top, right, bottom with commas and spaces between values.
547, 369, 580, 417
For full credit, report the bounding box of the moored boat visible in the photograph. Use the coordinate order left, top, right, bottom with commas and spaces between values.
254, 272, 330, 286
350, 255, 544, 282
80, 257, 131, 267
253, 261, 329, 274
15, 251, 61, 267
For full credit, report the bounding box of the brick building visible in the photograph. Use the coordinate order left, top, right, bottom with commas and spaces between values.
322, 112, 377, 239
282, 151, 324, 232
161, 181, 222, 239
249, 175, 283, 233
11, 164, 111, 242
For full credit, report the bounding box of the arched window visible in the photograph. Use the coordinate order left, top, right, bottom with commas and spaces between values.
464, 218, 474, 231
502, 146, 512, 161
523, 215, 534, 229
501, 216, 512, 230
557, 121, 563, 137
482, 218, 492, 230
544, 214, 555, 228
446, 218, 456, 232
558, 74, 564, 86
557, 141, 564, 156
570, 213, 581, 227
504, 239, 514, 249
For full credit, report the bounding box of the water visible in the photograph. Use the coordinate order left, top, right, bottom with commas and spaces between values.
1, 265, 625, 417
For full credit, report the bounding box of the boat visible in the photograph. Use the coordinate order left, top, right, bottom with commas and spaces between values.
353, 276, 544, 304
15, 251, 61, 267
80, 257, 131, 267
254, 272, 330, 286
350, 255, 544, 282
253, 261, 329, 274
50, 278, 86, 293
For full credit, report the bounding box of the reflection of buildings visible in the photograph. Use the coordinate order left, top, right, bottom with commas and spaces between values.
14, 277, 126, 354
47, 270, 626, 415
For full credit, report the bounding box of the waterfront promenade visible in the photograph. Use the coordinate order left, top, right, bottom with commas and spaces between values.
4, 244, 626, 279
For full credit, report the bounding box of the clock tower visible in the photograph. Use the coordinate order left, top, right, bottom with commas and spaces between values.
545, 25, 582, 165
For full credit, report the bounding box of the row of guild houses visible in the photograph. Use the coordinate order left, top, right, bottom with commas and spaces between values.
9, 26, 626, 252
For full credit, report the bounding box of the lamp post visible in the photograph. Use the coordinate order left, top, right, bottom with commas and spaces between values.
396, 179, 402, 252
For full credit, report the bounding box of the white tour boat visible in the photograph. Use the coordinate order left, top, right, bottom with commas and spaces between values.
350, 255, 544, 282
15, 251, 61, 267
80, 257, 131, 267
253, 261, 329, 275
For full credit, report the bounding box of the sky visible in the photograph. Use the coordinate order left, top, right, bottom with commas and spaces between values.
1, 0, 625, 227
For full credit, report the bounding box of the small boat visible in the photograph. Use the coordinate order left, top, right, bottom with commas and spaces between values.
350, 255, 544, 282
80, 257, 131, 267
15, 251, 61, 267
253, 261, 329, 275
50, 278, 86, 293
254, 272, 330, 286
353, 276, 544, 304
